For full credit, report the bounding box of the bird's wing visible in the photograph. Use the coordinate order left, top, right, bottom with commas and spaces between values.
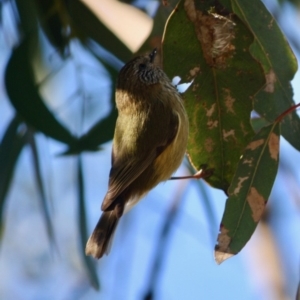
101, 110, 179, 211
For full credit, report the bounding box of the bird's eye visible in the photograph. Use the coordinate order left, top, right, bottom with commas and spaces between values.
139, 63, 146, 70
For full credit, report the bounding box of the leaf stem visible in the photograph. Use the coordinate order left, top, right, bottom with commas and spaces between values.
170, 169, 205, 180
275, 103, 300, 123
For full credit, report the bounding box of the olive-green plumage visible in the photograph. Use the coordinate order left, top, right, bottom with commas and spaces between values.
85, 49, 188, 259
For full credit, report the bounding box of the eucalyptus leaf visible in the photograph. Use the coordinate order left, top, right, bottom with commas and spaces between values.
5, 38, 78, 147
15, 0, 38, 35
77, 156, 100, 290
63, 43, 119, 154
34, 0, 69, 55
27, 129, 55, 244
215, 122, 280, 263
229, 0, 300, 150
163, 0, 265, 191
0, 115, 29, 235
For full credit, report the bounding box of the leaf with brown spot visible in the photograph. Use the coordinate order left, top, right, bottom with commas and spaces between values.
268, 132, 280, 161
216, 225, 231, 251
229, 0, 300, 150
215, 122, 280, 263
162, 0, 265, 190
233, 176, 248, 195
246, 139, 264, 151
246, 187, 265, 222
215, 225, 234, 264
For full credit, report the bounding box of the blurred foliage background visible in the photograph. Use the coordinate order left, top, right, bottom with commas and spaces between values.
0, 0, 300, 299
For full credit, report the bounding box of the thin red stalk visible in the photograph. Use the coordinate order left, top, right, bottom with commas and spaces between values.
275, 103, 300, 123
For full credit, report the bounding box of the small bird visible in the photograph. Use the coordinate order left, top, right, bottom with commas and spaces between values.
85, 49, 189, 259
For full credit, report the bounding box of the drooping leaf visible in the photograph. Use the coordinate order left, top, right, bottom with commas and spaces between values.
278, 0, 300, 6
76, 58, 118, 150
0, 115, 29, 236
63, 43, 119, 154
75, 108, 117, 152
62, 106, 117, 155
77, 156, 100, 290
27, 129, 55, 244
34, 0, 70, 55
15, 0, 38, 35
215, 122, 280, 264
66, 0, 132, 62
229, 0, 300, 150
5, 38, 78, 147
163, 0, 265, 191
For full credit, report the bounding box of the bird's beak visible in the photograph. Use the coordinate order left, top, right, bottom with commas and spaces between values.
149, 48, 157, 63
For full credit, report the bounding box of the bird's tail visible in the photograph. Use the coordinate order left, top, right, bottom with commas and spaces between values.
85, 211, 119, 259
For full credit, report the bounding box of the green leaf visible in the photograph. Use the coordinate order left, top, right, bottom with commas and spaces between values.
77, 156, 100, 290
27, 129, 55, 244
34, 0, 69, 55
163, 1, 265, 191
63, 43, 118, 154
77, 108, 117, 152
5, 38, 78, 147
230, 0, 300, 150
215, 122, 280, 264
279, 0, 300, 6
0, 115, 29, 236
15, 0, 38, 35
67, 0, 132, 62
62, 107, 117, 154
76, 59, 118, 150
